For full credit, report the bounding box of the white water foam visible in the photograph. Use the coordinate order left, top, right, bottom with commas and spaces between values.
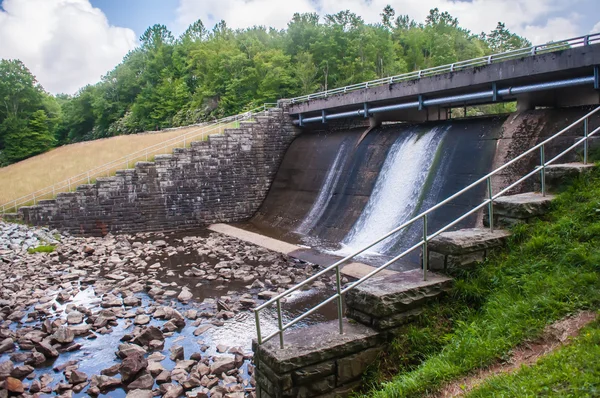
338, 126, 446, 256
296, 140, 350, 235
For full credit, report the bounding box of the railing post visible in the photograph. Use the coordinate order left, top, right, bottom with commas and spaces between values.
540, 145, 546, 197
584, 35, 590, 46
68, 178, 71, 192
336, 264, 344, 335
584, 118, 589, 165
422, 214, 428, 281
276, 299, 284, 349
487, 177, 494, 232
87, 172, 90, 184
254, 310, 263, 345
531, 46, 537, 55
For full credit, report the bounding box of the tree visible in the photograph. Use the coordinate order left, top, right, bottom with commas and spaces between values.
381, 5, 395, 30
295, 52, 319, 94
486, 22, 531, 53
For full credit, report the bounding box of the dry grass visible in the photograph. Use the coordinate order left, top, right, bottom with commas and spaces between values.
0, 122, 235, 208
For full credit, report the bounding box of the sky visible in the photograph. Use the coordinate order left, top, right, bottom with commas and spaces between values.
0, 0, 599, 95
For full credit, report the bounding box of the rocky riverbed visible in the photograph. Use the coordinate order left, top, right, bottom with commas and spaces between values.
0, 222, 339, 397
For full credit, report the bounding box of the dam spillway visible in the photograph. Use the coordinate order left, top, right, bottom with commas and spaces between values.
240, 116, 506, 270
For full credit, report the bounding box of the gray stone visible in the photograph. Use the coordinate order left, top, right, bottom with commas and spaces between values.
119, 353, 148, 383
542, 163, 595, 191
126, 389, 153, 398
52, 326, 75, 344
254, 319, 381, 374
345, 269, 452, 320
127, 371, 154, 390
0, 338, 14, 354
337, 347, 382, 384
487, 192, 555, 222
428, 228, 511, 255
210, 358, 235, 375
292, 361, 335, 385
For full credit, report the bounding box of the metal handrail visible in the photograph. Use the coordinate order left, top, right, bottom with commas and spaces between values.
254, 105, 600, 347
1, 103, 278, 213
285, 33, 600, 105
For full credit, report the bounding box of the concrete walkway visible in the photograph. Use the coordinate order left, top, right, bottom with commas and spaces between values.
208, 223, 397, 279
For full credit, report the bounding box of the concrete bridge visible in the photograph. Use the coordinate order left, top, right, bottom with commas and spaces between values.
288, 43, 600, 126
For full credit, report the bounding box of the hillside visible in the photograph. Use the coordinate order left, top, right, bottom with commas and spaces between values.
0, 123, 221, 207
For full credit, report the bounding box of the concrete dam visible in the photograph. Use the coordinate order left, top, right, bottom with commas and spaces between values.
241, 117, 504, 270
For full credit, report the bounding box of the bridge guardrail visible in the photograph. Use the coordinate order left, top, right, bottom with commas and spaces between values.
286, 33, 600, 105
1, 103, 279, 214
254, 105, 600, 348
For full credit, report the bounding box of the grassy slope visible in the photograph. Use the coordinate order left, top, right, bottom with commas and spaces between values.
359, 167, 600, 397
466, 320, 600, 397
0, 123, 233, 206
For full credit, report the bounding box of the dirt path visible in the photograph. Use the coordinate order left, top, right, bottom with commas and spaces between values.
434, 311, 598, 398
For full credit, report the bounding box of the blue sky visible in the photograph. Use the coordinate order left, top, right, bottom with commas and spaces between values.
0, 0, 599, 94
89, 0, 178, 37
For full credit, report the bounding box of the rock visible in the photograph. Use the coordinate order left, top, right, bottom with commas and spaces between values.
162, 321, 178, 333
52, 326, 75, 344
155, 370, 171, 384
24, 351, 46, 366
216, 344, 229, 353
10, 365, 33, 380
134, 326, 164, 346
210, 358, 235, 375
126, 389, 153, 398
148, 339, 164, 350
178, 288, 193, 302
68, 370, 88, 385
182, 376, 201, 390
29, 379, 42, 393
133, 315, 150, 326
160, 383, 184, 398
101, 364, 121, 376
258, 291, 278, 299
119, 353, 148, 383
193, 325, 212, 336
83, 246, 95, 256
0, 360, 14, 380
5, 376, 24, 393
35, 341, 59, 358
0, 338, 15, 354
170, 345, 184, 361
127, 370, 153, 390
123, 296, 141, 307
66, 311, 84, 325
117, 343, 147, 359
147, 361, 165, 377
92, 375, 121, 391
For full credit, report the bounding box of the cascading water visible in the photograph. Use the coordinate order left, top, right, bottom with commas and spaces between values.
296, 139, 350, 235
339, 126, 447, 255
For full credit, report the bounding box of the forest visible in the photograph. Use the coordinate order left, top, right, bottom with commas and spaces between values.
0, 6, 529, 166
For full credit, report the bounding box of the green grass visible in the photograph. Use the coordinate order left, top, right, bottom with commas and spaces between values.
359, 167, 600, 397
466, 319, 600, 397
27, 245, 56, 254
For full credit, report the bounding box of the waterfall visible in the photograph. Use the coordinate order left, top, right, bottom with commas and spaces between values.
339, 126, 447, 255
296, 140, 350, 235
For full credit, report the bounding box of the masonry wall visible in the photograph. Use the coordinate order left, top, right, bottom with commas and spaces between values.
19, 109, 299, 235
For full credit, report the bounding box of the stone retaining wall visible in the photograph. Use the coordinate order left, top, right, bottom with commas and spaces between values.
19, 109, 298, 235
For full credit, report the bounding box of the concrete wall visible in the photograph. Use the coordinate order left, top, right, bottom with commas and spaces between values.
19, 109, 299, 236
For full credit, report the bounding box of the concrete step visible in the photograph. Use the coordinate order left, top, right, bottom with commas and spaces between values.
254, 319, 382, 398
428, 228, 511, 271
538, 162, 595, 192
485, 192, 555, 227
345, 269, 453, 331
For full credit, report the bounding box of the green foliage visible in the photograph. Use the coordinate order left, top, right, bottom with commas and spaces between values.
359, 168, 600, 398
466, 320, 600, 397
27, 245, 56, 254
1, 7, 529, 164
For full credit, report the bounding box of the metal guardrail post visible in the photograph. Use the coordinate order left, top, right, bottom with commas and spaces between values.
254, 310, 263, 345
335, 264, 344, 335
487, 177, 494, 232
584, 118, 589, 165
276, 299, 284, 349
540, 145, 546, 196
422, 214, 428, 281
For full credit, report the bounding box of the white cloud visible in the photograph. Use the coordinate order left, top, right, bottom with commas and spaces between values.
0, 0, 137, 95
592, 21, 600, 33
176, 0, 588, 44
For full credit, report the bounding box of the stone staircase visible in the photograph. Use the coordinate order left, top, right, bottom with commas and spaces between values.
253, 162, 596, 398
